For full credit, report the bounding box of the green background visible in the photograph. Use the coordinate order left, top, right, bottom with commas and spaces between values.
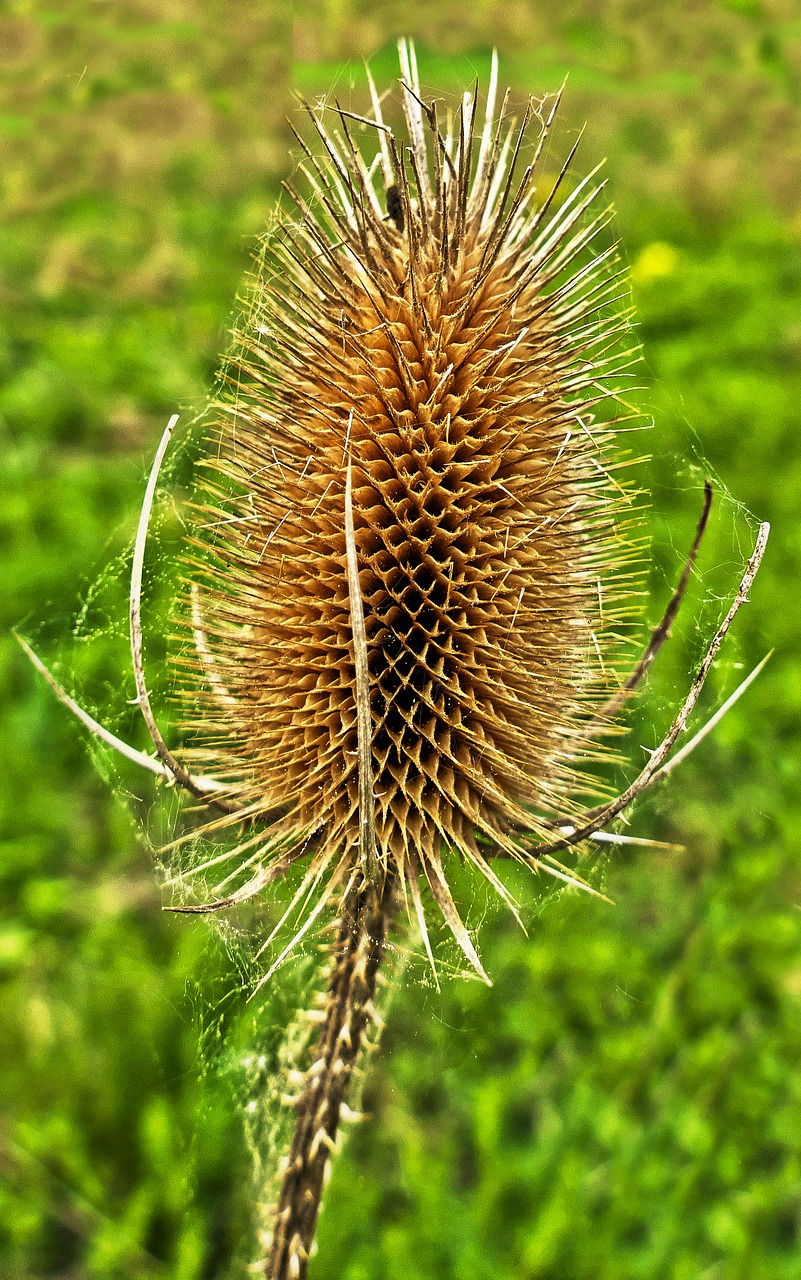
3, 2, 800, 1277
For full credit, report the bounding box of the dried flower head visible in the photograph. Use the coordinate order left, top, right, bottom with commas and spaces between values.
161, 43, 764, 979
19, 44, 767, 987
184, 53, 633, 956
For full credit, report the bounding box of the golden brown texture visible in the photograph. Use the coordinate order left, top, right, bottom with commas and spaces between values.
182, 45, 642, 970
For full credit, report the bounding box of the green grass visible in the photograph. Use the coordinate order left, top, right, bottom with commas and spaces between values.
3, 3, 800, 1278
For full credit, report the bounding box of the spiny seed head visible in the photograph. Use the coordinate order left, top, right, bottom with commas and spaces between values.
181, 44, 643, 972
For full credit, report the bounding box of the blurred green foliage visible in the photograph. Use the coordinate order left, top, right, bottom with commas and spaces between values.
3, 2, 800, 1278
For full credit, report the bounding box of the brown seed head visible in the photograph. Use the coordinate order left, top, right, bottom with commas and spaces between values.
181, 45, 643, 973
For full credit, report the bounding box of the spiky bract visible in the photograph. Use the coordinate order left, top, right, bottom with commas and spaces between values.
183, 44, 642, 970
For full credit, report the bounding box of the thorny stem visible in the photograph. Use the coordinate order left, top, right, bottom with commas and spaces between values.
263, 872, 395, 1280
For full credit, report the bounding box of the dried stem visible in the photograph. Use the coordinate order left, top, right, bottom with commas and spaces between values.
651, 647, 773, 782
263, 873, 395, 1280
529, 518, 770, 858
599, 480, 713, 721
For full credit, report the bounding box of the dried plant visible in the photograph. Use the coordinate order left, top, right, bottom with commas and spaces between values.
19, 41, 769, 1280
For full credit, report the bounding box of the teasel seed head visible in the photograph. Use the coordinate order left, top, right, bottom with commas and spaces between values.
181, 44, 644, 977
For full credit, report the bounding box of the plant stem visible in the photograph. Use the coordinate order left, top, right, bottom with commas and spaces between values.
263, 872, 395, 1279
